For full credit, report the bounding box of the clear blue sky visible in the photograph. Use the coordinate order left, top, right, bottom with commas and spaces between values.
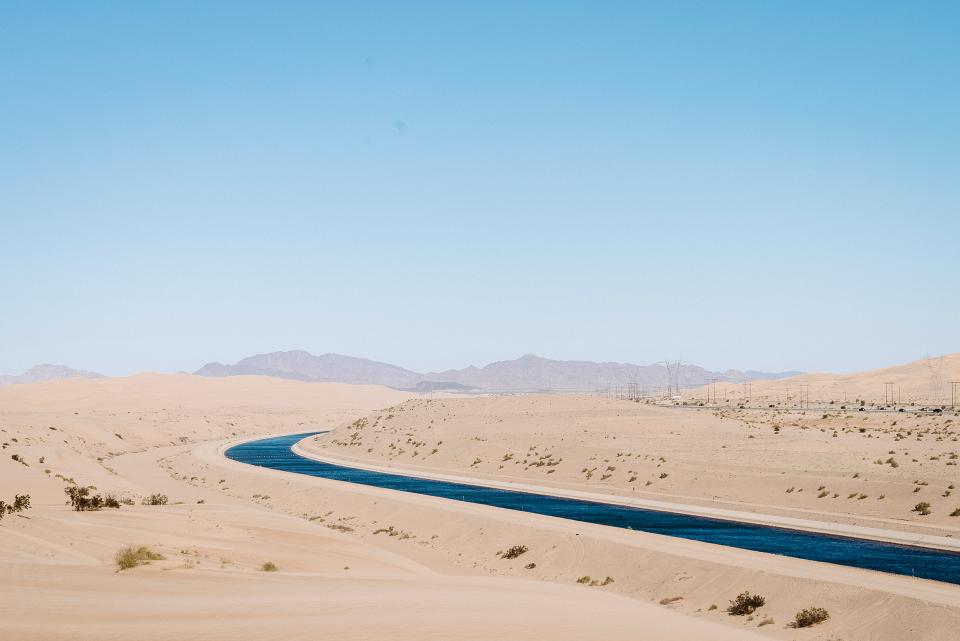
2, 2, 957, 376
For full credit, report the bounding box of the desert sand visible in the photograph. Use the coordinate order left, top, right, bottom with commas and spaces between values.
691, 353, 960, 407
2, 374, 779, 640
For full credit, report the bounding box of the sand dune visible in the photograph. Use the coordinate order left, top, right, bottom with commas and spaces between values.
2, 374, 777, 641
691, 353, 960, 405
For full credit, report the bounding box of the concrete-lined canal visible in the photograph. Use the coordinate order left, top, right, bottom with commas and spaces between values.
226, 432, 960, 585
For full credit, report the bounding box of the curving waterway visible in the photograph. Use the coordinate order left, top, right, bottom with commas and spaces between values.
226, 432, 960, 585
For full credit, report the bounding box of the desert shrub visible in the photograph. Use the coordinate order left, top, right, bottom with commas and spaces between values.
524, 562, 536, 569
143, 493, 168, 506
500, 545, 529, 559
115, 545, 165, 570
793, 607, 829, 627
115, 548, 140, 570
913, 502, 932, 515
65, 486, 107, 511
12, 494, 30, 512
103, 495, 121, 509
261, 561, 278, 572
727, 592, 766, 615
0, 494, 29, 520
576, 575, 592, 584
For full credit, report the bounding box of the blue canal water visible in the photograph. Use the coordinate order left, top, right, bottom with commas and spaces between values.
226, 432, 960, 586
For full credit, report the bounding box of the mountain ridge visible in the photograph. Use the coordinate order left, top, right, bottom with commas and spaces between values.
0, 364, 105, 387
194, 351, 800, 391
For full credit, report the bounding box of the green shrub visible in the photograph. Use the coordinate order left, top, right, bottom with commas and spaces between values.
793, 607, 829, 627
727, 592, 766, 615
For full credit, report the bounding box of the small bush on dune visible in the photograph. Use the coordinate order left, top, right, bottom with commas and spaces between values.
65, 487, 125, 511
12, 494, 30, 512
142, 493, 168, 506
261, 561, 278, 572
500, 545, 528, 559
65, 486, 106, 511
0, 494, 31, 520
727, 592, 766, 615
115, 545, 165, 571
793, 607, 829, 628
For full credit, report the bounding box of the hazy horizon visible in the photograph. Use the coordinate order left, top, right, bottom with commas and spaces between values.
3, 3, 957, 377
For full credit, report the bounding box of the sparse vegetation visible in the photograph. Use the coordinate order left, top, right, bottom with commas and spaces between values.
0, 493, 31, 520
727, 592, 765, 616
115, 545, 165, 570
913, 501, 932, 515
500, 545, 529, 559
793, 607, 830, 628
65, 486, 114, 511
142, 493, 168, 506
261, 561, 278, 572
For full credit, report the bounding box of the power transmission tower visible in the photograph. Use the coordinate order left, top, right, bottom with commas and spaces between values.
799, 384, 811, 409
927, 355, 945, 402
660, 360, 683, 398
884, 382, 895, 405
951, 381, 960, 409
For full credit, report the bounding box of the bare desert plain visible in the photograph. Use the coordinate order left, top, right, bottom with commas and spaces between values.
2, 361, 959, 641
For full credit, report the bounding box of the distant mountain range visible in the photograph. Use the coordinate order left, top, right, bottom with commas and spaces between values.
194, 351, 800, 392
0, 364, 104, 387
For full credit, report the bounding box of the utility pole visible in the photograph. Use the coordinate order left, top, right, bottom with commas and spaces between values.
951, 381, 960, 409
708, 377, 719, 404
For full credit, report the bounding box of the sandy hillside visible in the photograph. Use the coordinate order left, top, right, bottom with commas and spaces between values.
689, 353, 960, 406
1, 374, 774, 641
295, 393, 960, 640
307, 395, 960, 536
